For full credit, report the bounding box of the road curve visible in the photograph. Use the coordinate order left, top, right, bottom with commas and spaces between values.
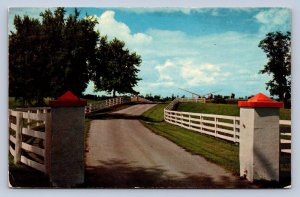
85, 104, 255, 188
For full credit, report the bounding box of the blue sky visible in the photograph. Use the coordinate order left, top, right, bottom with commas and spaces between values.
8, 8, 291, 98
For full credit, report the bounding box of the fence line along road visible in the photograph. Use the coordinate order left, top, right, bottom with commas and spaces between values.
85, 97, 132, 114
9, 96, 151, 173
9, 107, 51, 173
164, 98, 291, 154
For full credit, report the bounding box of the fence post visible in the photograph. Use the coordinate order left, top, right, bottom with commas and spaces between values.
199, 115, 202, 131
36, 109, 41, 126
189, 114, 191, 128
233, 117, 237, 143
214, 117, 218, 137
49, 91, 87, 187
45, 112, 52, 175
238, 93, 283, 182
181, 113, 183, 126
89, 103, 92, 113
14, 112, 23, 164
43, 109, 47, 124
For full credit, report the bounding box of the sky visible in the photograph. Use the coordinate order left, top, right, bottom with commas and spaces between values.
8, 7, 291, 98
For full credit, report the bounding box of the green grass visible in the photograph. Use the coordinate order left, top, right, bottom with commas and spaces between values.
177, 102, 291, 120
140, 103, 167, 122
140, 103, 240, 175
9, 155, 50, 187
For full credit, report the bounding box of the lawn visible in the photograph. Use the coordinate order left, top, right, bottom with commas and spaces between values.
140, 103, 240, 175
140, 102, 291, 184
177, 102, 291, 120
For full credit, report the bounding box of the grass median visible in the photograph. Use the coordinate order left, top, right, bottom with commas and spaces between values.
140, 103, 240, 175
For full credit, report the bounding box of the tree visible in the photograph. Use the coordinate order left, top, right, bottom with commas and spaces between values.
9, 15, 44, 106
9, 8, 99, 105
231, 93, 235, 99
258, 31, 291, 105
92, 37, 141, 97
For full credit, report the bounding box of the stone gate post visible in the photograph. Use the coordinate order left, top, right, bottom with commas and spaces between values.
49, 91, 87, 187
238, 93, 283, 182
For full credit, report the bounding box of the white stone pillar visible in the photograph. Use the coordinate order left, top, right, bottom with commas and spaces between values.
238, 93, 283, 182
49, 91, 87, 187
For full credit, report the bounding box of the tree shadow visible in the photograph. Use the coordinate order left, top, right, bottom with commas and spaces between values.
84, 159, 257, 189
88, 113, 141, 120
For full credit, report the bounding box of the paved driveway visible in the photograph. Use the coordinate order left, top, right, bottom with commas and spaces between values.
85, 104, 255, 188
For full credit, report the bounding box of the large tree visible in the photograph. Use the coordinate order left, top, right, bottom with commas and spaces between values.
92, 37, 142, 97
258, 31, 291, 105
9, 8, 98, 105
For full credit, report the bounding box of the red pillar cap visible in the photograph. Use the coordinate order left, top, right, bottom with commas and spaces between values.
238, 93, 283, 108
49, 91, 87, 107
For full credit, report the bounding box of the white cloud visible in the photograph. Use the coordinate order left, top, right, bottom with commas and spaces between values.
181, 62, 230, 85
153, 58, 231, 88
149, 81, 175, 87
122, 8, 192, 15
85, 9, 274, 97
95, 11, 152, 46
155, 59, 177, 81
255, 9, 291, 34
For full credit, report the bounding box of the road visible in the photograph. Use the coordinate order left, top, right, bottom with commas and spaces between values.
85, 104, 255, 188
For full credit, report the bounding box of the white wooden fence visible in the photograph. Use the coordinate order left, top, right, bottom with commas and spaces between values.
130, 96, 153, 103
9, 96, 131, 173
9, 107, 51, 173
85, 97, 131, 114
164, 98, 291, 154
177, 97, 206, 103
279, 120, 291, 154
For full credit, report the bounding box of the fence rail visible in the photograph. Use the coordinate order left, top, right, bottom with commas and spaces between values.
9, 108, 50, 173
164, 98, 291, 154
177, 97, 206, 103
9, 97, 132, 172
85, 97, 131, 114
279, 120, 291, 154
164, 109, 240, 143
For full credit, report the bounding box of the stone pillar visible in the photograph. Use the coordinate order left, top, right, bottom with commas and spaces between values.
49, 91, 87, 187
238, 93, 283, 182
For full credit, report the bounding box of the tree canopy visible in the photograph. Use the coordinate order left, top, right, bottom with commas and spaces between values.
91, 37, 141, 97
9, 8, 99, 105
258, 31, 291, 105
9, 8, 142, 106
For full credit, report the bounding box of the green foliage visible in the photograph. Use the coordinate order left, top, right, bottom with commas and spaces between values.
92, 37, 141, 97
258, 31, 291, 105
212, 95, 226, 104
9, 8, 99, 105
140, 104, 240, 175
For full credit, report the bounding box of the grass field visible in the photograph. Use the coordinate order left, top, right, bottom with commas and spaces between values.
177, 102, 291, 120
140, 103, 240, 175
141, 102, 291, 186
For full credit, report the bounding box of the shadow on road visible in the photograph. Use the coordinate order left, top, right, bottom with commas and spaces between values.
87, 113, 141, 120
84, 159, 257, 189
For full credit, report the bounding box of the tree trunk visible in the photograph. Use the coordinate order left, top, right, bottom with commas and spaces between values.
36, 96, 45, 106
113, 89, 116, 98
